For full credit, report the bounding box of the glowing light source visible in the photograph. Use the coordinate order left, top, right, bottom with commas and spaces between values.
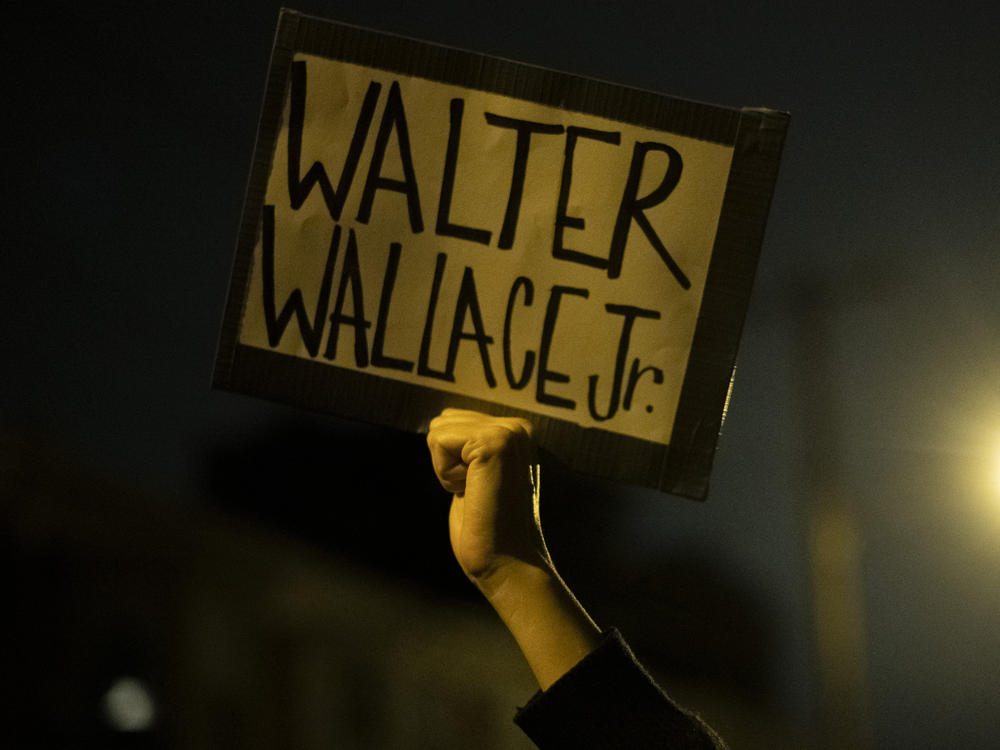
101, 676, 157, 732
993, 439, 1000, 494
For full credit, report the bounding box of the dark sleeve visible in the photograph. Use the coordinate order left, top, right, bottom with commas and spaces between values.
513, 629, 726, 749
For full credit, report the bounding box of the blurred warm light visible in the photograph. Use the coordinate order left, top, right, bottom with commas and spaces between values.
960, 418, 1000, 514
977, 429, 1000, 527
993, 438, 1000, 494
101, 676, 157, 732
978, 427, 1000, 495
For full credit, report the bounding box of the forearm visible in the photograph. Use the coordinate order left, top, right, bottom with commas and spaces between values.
478, 560, 601, 690
426, 410, 599, 687
427, 410, 726, 747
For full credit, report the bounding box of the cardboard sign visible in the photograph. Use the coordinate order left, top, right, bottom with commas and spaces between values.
214, 9, 788, 498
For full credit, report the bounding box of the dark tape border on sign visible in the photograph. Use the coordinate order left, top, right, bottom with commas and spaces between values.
228, 343, 671, 491
286, 10, 740, 146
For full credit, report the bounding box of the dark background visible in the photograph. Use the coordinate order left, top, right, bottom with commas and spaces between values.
4, 1, 999, 747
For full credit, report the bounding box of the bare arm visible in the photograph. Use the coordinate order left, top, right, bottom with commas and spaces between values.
426, 409, 600, 689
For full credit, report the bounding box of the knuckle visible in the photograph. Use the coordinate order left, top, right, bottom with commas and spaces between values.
488, 424, 522, 452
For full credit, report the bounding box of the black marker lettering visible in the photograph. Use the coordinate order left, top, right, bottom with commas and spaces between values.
536, 285, 588, 409
436, 99, 492, 245
623, 358, 664, 411
502, 276, 535, 390
609, 142, 687, 286
587, 304, 661, 421
288, 61, 381, 220
371, 242, 415, 372
324, 227, 371, 367
484, 113, 564, 249
445, 267, 496, 387
417, 253, 453, 380
553, 126, 621, 269
261, 204, 339, 358
357, 82, 424, 233
587, 304, 660, 422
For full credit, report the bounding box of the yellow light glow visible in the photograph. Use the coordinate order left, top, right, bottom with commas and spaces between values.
993, 439, 1000, 494
958, 422, 1000, 523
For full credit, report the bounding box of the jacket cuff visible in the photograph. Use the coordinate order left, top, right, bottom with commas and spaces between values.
514, 629, 724, 749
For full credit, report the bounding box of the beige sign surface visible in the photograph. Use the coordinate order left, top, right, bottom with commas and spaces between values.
238, 53, 734, 445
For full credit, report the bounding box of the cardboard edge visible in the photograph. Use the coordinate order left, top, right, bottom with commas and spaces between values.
227, 344, 672, 491
283, 8, 741, 146
660, 107, 790, 498
212, 9, 790, 499
212, 10, 302, 390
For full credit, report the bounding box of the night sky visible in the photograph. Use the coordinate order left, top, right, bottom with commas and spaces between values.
6, 1, 999, 746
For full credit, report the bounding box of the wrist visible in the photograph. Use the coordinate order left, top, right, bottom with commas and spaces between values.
477, 557, 601, 690
472, 555, 555, 607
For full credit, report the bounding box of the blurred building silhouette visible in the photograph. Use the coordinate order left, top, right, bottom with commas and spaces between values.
4, 426, 815, 747
5, 432, 534, 749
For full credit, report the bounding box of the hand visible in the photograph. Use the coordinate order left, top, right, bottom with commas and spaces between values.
427, 409, 550, 594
